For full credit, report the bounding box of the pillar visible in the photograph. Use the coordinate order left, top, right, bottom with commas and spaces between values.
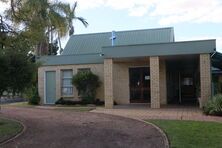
150, 56, 161, 108
200, 54, 212, 108
104, 59, 114, 108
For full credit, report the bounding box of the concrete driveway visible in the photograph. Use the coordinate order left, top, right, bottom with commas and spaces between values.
0, 107, 166, 148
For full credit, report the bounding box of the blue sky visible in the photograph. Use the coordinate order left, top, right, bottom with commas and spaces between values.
1, 0, 222, 52
63, 0, 222, 52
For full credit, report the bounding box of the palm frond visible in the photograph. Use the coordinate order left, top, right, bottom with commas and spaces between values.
75, 17, 88, 27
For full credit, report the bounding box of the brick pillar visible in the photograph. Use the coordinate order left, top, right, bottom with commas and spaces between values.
200, 54, 212, 108
160, 59, 167, 105
104, 59, 114, 109
150, 56, 160, 108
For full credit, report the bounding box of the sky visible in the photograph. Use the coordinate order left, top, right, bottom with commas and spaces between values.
0, 0, 222, 52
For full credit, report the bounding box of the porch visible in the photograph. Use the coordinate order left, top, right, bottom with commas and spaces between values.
92, 104, 222, 123
102, 40, 215, 109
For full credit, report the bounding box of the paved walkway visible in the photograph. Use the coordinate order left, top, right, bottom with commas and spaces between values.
0, 106, 166, 148
91, 104, 222, 122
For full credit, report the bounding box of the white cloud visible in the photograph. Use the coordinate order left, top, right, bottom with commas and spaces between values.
64, 0, 156, 16
62, 0, 222, 25
0, 1, 9, 14
2, 0, 222, 24
150, 0, 222, 25
177, 36, 222, 52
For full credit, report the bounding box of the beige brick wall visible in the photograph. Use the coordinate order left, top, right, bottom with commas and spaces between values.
38, 64, 104, 104
160, 59, 167, 105
150, 56, 160, 108
38, 58, 166, 107
200, 54, 212, 108
113, 60, 150, 104
104, 59, 114, 108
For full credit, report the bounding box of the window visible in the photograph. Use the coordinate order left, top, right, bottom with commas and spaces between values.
182, 77, 193, 86
78, 68, 91, 72
61, 70, 73, 96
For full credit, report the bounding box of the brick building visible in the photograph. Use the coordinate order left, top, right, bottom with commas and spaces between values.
38, 27, 220, 108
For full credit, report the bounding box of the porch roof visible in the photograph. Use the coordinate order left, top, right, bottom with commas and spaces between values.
102, 40, 216, 58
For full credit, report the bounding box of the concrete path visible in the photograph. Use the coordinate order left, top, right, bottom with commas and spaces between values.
0, 107, 166, 148
91, 104, 222, 123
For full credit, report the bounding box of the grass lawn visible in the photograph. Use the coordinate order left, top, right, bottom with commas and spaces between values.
4, 102, 35, 108
3, 102, 95, 112
0, 118, 23, 143
148, 120, 222, 148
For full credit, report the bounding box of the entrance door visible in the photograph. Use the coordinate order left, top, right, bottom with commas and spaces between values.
180, 73, 196, 103
45, 71, 56, 104
129, 67, 150, 103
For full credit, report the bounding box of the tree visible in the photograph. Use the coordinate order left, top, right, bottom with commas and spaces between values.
6, 49, 37, 96
48, 40, 59, 55
5, 0, 88, 56
0, 30, 38, 99
0, 54, 8, 98
65, 2, 88, 36
56, 2, 89, 53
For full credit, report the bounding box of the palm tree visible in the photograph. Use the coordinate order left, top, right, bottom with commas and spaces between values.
65, 2, 88, 36
6, 0, 88, 55
57, 2, 88, 53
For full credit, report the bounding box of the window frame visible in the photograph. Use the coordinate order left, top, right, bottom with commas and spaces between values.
61, 70, 73, 97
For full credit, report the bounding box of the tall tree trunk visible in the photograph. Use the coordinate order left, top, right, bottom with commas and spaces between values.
50, 25, 53, 55
58, 34, 62, 54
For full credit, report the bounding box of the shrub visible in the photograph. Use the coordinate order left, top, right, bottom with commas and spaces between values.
72, 71, 100, 103
27, 86, 40, 105
203, 94, 222, 116
55, 98, 104, 106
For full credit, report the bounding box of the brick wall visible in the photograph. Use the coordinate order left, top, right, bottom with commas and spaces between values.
200, 54, 212, 108
38, 64, 104, 104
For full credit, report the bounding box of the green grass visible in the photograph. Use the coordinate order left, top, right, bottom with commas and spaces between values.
148, 120, 222, 148
4, 102, 95, 112
0, 118, 23, 143
5, 102, 35, 107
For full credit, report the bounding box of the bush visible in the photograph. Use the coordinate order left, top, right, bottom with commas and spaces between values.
203, 94, 222, 116
72, 71, 100, 103
27, 86, 40, 105
55, 98, 104, 106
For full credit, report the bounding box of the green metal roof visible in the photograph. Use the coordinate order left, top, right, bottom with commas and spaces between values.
102, 40, 216, 58
62, 27, 174, 55
39, 27, 217, 66
39, 53, 103, 66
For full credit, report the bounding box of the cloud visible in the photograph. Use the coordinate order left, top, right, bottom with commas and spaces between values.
0, 1, 9, 14
2, 0, 222, 24
63, 0, 155, 16
177, 36, 222, 52
62, 0, 222, 25
150, 0, 222, 25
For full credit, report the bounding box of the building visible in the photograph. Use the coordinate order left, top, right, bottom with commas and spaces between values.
38, 27, 221, 108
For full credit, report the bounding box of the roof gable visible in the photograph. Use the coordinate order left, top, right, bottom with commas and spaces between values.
62, 27, 174, 55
